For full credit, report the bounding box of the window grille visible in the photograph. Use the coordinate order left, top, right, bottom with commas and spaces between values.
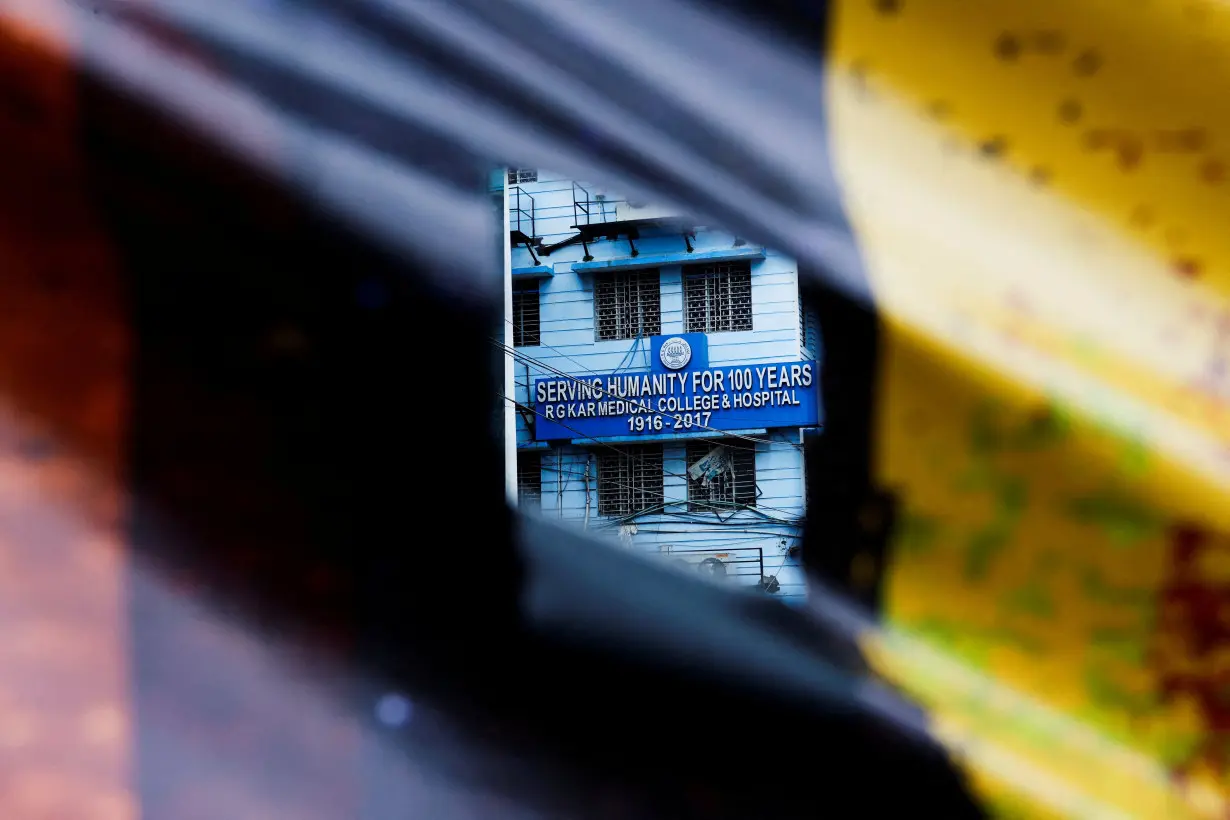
799, 301, 820, 359
597, 445, 664, 517
512, 279, 540, 347
683, 261, 753, 333
517, 451, 542, 511
686, 441, 757, 512
507, 168, 538, 184
594, 270, 661, 341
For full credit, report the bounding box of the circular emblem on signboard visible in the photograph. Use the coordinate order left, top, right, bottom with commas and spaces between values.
659, 337, 692, 370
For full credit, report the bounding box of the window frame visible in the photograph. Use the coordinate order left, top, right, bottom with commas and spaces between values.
593, 269, 662, 342
512, 278, 541, 347
517, 451, 543, 511
799, 298, 820, 360
596, 444, 665, 518
682, 260, 753, 334
685, 440, 758, 512
507, 168, 538, 184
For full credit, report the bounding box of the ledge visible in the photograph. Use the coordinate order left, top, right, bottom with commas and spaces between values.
571, 246, 765, 274
512, 265, 554, 279
567, 428, 769, 446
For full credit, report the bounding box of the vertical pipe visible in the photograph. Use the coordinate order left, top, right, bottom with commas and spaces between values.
502, 170, 517, 506
583, 455, 591, 529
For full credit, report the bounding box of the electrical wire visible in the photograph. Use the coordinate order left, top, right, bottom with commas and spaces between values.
501, 338, 810, 452
527, 452, 806, 593
602, 523, 801, 535
519, 412, 796, 523
648, 536, 789, 549
494, 331, 811, 449
495, 336, 814, 452
501, 393, 807, 521
536, 461, 805, 524
502, 338, 767, 446
610, 329, 646, 375
524, 418, 807, 523
533, 452, 749, 520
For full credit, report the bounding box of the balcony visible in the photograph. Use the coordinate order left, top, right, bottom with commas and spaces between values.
570, 181, 695, 261
508, 185, 540, 264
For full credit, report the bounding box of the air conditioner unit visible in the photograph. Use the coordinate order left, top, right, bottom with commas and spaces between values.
696, 556, 729, 583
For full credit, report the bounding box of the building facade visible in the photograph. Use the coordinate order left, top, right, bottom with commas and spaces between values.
500, 168, 822, 602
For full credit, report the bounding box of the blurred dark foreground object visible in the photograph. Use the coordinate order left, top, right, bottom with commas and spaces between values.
102, 88, 981, 817
0, 1, 984, 818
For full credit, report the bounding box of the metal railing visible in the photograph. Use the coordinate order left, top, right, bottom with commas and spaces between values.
571, 181, 613, 227
510, 185, 535, 239
571, 181, 593, 227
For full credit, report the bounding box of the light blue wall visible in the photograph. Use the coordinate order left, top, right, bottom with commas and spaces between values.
508, 170, 817, 601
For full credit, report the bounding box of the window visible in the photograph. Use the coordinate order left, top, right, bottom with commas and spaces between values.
594, 270, 661, 341
508, 168, 538, 184
512, 279, 540, 347
683, 261, 753, 333
517, 451, 542, 511
686, 441, 757, 511
799, 300, 820, 360
597, 445, 664, 517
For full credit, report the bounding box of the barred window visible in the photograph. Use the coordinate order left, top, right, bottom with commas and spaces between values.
686, 441, 757, 512
513, 279, 540, 347
517, 451, 542, 511
507, 168, 538, 184
597, 445, 664, 517
683, 261, 752, 333
799, 300, 820, 360
594, 270, 661, 341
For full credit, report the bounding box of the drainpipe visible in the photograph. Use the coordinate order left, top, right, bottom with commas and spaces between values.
583, 455, 592, 529
502, 169, 517, 506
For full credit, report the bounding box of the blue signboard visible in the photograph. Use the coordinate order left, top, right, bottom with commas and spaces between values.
532, 335, 821, 441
